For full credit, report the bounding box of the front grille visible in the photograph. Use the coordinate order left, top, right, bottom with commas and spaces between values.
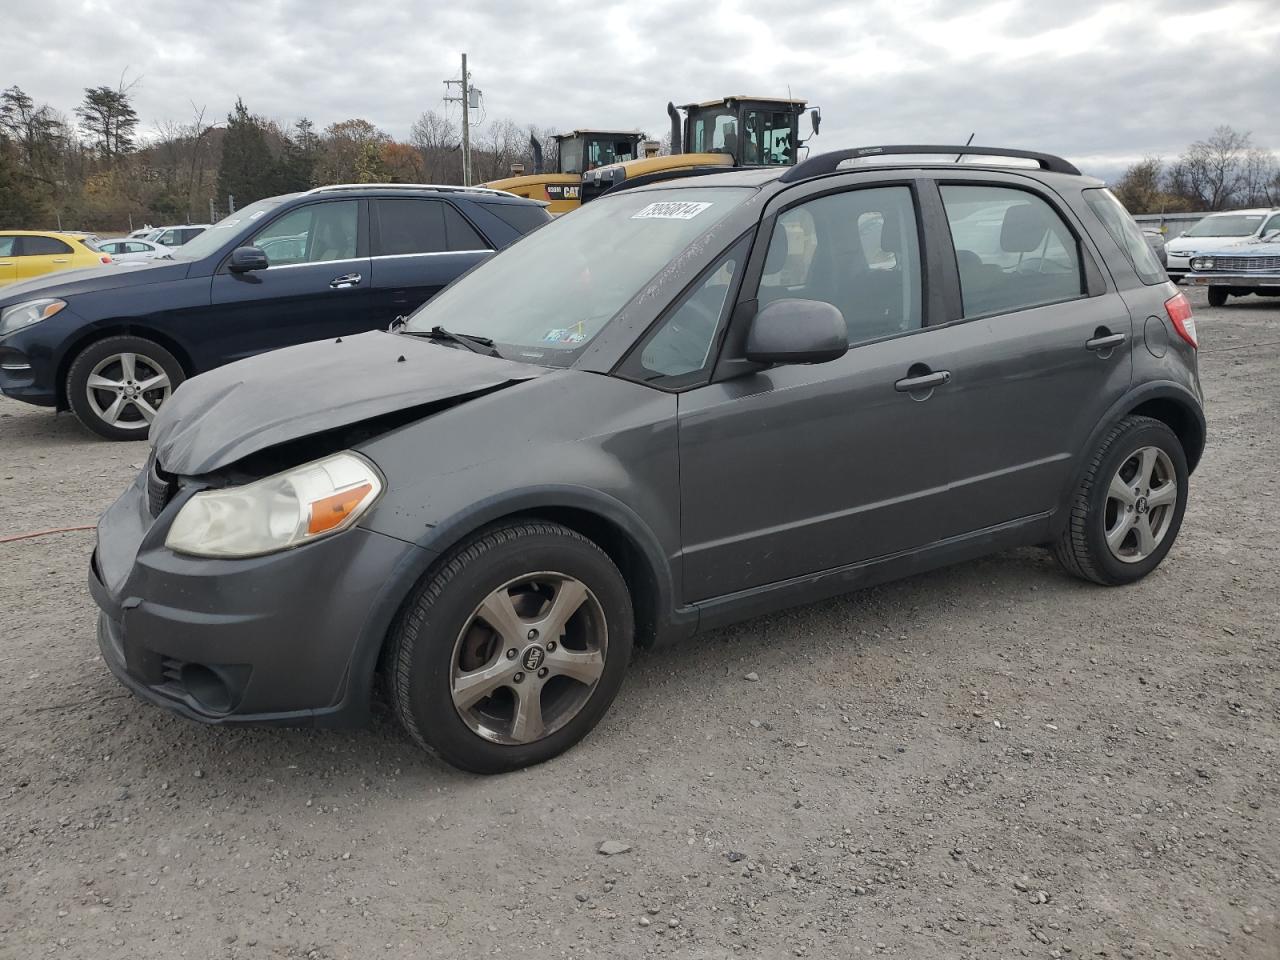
147, 460, 177, 518
1206, 255, 1280, 273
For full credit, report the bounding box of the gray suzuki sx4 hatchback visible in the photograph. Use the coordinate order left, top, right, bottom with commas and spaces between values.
90, 146, 1205, 773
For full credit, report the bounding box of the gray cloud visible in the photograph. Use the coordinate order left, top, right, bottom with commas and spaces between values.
2, 0, 1277, 178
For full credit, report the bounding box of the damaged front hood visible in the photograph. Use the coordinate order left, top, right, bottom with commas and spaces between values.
151, 331, 549, 475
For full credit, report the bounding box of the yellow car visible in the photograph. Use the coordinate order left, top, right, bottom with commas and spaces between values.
0, 230, 112, 287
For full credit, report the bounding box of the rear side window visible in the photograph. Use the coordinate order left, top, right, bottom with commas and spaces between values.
1083, 188, 1166, 285
941, 185, 1084, 317
373, 200, 488, 255
477, 201, 551, 236
20, 235, 74, 256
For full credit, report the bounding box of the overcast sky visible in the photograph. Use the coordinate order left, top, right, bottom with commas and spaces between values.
5, 0, 1278, 181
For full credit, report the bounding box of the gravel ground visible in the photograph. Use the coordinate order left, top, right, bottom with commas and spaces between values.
1, 287, 1276, 960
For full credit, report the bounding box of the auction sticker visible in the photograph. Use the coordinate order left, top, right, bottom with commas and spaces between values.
631, 201, 712, 221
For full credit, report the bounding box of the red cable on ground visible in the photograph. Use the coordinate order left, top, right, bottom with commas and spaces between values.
0, 524, 96, 544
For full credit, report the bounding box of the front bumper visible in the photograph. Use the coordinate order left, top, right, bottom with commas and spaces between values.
89, 467, 429, 726
1184, 273, 1280, 288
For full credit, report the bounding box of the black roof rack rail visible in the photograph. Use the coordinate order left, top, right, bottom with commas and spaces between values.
779, 145, 1081, 182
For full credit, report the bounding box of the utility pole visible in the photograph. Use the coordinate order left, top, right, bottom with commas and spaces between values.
443, 53, 474, 186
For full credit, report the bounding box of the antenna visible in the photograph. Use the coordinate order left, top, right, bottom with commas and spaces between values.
956, 132, 975, 163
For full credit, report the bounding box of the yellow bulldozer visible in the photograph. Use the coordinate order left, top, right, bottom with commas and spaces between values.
483, 130, 656, 215
579, 95, 820, 203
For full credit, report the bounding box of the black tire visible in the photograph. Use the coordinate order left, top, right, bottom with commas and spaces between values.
1053, 415, 1189, 586
66, 335, 185, 441
387, 521, 634, 774
1207, 287, 1228, 307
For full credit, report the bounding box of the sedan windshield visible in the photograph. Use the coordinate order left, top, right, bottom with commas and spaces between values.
404, 187, 752, 365
1184, 213, 1265, 238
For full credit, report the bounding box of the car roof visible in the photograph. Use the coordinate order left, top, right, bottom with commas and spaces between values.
1199, 208, 1279, 217
0, 229, 91, 238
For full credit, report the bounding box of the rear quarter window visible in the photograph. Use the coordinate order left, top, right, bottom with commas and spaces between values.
1084, 189, 1166, 285
475, 201, 551, 236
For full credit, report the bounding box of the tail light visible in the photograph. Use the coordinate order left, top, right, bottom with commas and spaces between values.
100, 254, 112, 264
1165, 292, 1197, 348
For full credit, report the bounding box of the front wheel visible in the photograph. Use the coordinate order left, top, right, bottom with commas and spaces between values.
66, 335, 184, 440
387, 521, 634, 774
1207, 287, 1228, 307
1053, 416, 1189, 586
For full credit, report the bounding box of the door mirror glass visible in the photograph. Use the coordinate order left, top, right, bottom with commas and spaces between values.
228, 246, 269, 273
745, 298, 847, 365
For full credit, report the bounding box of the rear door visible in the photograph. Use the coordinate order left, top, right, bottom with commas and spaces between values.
367, 198, 494, 327
206, 198, 373, 362
920, 174, 1134, 537
15, 235, 74, 280
0, 236, 16, 285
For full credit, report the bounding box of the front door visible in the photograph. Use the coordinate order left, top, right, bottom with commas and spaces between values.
206, 199, 372, 363
677, 183, 957, 601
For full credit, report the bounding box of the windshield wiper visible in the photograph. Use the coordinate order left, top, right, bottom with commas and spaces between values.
403, 324, 500, 357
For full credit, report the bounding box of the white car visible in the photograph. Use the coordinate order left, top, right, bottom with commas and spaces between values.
96, 238, 166, 262
1184, 230, 1280, 307
1165, 208, 1280, 280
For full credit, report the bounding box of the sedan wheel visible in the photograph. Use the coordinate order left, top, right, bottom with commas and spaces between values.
388, 520, 634, 774
84, 351, 173, 431
1103, 446, 1178, 563
450, 573, 607, 745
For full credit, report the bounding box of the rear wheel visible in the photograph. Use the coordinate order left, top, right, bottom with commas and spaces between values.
1207, 287, 1228, 307
387, 521, 634, 774
66, 335, 184, 440
1054, 415, 1188, 586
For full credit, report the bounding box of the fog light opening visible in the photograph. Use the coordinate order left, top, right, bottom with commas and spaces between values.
181, 664, 234, 714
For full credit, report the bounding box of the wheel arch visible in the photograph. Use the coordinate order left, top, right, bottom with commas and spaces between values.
55, 320, 194, 410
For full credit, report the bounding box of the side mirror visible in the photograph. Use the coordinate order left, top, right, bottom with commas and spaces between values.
810, 108, 821, 137
745, 298, 847, 365
228, 246, 269, 273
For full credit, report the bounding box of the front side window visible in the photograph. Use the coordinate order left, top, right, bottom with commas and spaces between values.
404, 187, 752, 366
756, 186, 923, 345
1262, 213, 1280, 237
941, 185, 1083, 317
20, 236, 73, 256
1084, 188, 1166, 285
0, 237, 15, 257
252, 200, 358, 266
742, 110, 796, 166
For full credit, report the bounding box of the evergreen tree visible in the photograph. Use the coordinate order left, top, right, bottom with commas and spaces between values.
216, 98, 275, 208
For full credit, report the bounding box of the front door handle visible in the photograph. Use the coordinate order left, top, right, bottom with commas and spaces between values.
330, 273, 362, 289
1086, 332, 1126, 351
895, 370, 952, 393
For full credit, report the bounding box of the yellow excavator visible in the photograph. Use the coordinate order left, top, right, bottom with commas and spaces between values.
579, 96, 820, 202
484, 130, 654, 215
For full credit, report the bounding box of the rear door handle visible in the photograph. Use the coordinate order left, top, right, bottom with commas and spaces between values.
1086, 332, 1126, 351
330, 273, 362, 289
52, 257, 70, 263
895, 370, 951, 392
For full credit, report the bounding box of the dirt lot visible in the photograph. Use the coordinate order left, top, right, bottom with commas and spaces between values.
0, 287, 1276, 960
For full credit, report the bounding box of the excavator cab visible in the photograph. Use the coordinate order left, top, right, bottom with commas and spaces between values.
676, 97, 813, 167
579, 95, 820, 203
483, 129, 649, 216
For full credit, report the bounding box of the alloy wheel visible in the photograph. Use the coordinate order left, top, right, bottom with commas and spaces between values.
450, 572, 608, 745
84, 352, 172, 430
1103, 445, 1178, 563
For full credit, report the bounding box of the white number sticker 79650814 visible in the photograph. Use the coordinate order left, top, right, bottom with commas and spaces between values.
630, 201, 713, 221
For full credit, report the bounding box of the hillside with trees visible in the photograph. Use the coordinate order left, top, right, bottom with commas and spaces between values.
1110, 127, 1279, 214
0, 79, 555, 232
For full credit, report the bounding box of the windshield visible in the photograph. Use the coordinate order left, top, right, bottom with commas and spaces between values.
405, 187, 753, 366
1184, 213, 1265, 238
165, 197, 289, 259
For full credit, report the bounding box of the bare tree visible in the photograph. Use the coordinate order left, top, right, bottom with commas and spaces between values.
1167, 126, 1254, 210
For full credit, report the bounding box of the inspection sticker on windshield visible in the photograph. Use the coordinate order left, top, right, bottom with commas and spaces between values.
631, 201, 713, 221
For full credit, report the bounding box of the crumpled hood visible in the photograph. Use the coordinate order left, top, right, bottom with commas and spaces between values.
0, 259, 189, 305
151, 331, 549, 475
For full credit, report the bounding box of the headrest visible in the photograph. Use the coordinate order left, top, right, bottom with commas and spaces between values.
1001, 202, 1050, 253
